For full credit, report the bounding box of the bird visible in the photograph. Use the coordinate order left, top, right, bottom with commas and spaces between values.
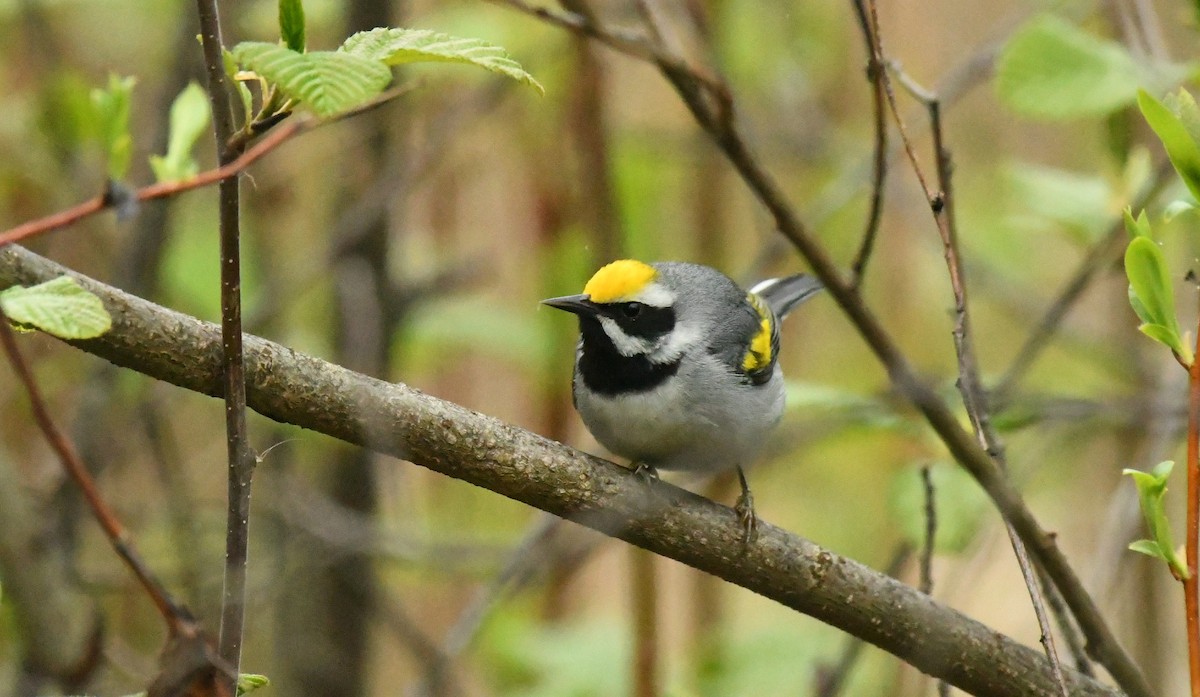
542, 259, 822, 541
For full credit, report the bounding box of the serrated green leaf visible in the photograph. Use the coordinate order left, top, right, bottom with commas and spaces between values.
237, 673, 270, 695
996, 14, 1140, 120
279, 0, 306, 52
1128, 539, 1166, 559
1124, 462, 1190, 579
232, 42, 391, 117
90, 74, 137, 179
1139, 89, 1200, 203
150, 82, 211, 182
339, 28, 544, 95
1125, 235, 1190, 362
0, 277, 112, 340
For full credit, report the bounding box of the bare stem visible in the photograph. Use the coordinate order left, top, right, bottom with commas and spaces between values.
193, 0, 252, 691
491, 3, 1152, 694
847, 0, 888, 290
855, 2, 1074, 690
1187, 326, 1200, 696
0, 311, 189, 634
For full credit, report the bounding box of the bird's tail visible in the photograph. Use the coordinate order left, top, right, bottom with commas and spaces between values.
749, 274, 823, 319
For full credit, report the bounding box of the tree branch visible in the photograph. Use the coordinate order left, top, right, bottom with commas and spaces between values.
0, 244, 1125, 697
489, 6, 1152, 695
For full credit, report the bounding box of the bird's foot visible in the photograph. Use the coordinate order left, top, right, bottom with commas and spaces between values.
632, 462, 660, 486
735, 466, 759, 544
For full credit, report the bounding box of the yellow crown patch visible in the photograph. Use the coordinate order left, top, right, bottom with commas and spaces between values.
583, 259, 657, 303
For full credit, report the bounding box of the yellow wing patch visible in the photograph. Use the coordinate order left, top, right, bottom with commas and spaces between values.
583, 259, 657, 303
742, 294, 774, 373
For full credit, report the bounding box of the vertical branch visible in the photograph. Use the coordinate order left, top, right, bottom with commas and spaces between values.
194, 0, 254, 691
847, 0, 888, 290
919, 466, 951, 697
860, 0, 1070, 691
1187, 325, 1200, 695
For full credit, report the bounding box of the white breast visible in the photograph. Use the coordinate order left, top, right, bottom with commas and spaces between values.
574, 355, 785, 473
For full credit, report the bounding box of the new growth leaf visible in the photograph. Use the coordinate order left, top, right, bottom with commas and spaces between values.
150, 82, 212, 182
1124, 461, 1190, 580
339, 28, 545, 96
1123, 209, 1193, 365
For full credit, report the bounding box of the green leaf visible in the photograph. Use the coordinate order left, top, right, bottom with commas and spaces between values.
340, 28, 544, 95
149, 82, 212, 182
996, 15, 1140, 120
0, 277, 112, 340
1139, 322, 1184, 352
1164, 199, 1199, 222
279, 0, 306, 53
1124, 235, 1191, 362
1128, 539, 1166, 559
232, 42, 391, 117
1123, 207, 1152, 239
90, 74, 137, 179
1004, 163, 1112, 243
1139, 89, 1200, 203
1124, 462, 1190, 579
237, 673, 270, 695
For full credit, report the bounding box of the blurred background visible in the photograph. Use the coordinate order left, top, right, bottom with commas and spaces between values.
0, 0, 1195, 694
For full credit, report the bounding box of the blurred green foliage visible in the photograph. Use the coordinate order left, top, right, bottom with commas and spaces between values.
5, 0, 1200, 695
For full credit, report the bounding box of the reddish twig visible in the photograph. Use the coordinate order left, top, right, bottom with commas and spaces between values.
0, 83, 413, 250
1188, 326, 1200, 696
0, 311, 190, 634
0, 121, 297, 248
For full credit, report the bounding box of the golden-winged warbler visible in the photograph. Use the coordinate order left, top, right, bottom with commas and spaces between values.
542, 259, 822, 541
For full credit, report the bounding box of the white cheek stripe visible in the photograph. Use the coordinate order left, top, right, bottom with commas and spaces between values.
599, 316, 655, 357
598, 317, 703, 364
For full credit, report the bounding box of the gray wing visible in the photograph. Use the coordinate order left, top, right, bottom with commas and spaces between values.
750, 274, 823, 319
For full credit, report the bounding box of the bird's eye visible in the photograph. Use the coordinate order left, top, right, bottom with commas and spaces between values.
622, 302, 643, 318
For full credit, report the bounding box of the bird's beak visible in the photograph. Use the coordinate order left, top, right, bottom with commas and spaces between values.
541, 294, 599, 316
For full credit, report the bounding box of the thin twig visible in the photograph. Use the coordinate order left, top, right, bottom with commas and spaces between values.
193, 1, 253, 691
494, 4, 1152, 695
919, 466, 937, 596
1187, 325, 1200, 695
0, 84, 415, 249
0, 312, 191, 634
847, 0, 889, 291
919, 465, 951, 697
871, 20, 1071, 690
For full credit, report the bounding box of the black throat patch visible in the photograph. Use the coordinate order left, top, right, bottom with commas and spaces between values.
576, 317, 681, 395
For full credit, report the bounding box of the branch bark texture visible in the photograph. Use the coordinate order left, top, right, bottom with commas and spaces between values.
0, 244, 1123, 697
